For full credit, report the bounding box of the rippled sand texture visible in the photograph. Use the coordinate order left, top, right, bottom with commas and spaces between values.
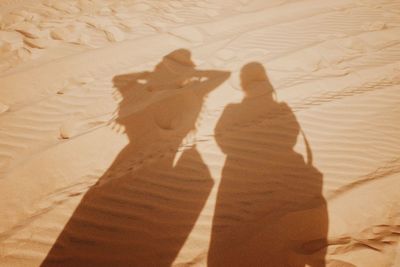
1, 1, 400, 267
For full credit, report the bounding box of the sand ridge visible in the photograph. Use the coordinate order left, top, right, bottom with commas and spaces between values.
1, 0, 400, 266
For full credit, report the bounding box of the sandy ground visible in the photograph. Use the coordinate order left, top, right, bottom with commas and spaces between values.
1, 0, 400, 266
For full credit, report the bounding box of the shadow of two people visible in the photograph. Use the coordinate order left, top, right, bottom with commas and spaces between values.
41, 49, 327, 267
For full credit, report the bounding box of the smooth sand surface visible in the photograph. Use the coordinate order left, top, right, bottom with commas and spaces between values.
1, 1, 400, 266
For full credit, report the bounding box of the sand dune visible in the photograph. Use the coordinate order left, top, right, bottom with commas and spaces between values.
1, 0, 399, 266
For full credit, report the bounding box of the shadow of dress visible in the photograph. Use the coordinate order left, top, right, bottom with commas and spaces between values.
41, 49, 230, 267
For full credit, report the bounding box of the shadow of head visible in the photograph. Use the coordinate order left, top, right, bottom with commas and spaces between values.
160, 48, 196, 68
240, 62, 274, 99
112, 48, 196, 97
110, 49, 195, 124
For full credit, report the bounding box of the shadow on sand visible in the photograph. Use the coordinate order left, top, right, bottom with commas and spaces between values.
41, 52, 327, 267
208, 62, 327, 267
41, 49, 230, 267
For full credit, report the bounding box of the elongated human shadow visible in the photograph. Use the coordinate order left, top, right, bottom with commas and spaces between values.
208, 62, 327, 267
41, 49, 230, 267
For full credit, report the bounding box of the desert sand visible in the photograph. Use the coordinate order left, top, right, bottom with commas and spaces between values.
0, 0, 400, 266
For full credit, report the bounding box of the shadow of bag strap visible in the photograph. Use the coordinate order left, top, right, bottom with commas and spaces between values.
301, 129, 313, 167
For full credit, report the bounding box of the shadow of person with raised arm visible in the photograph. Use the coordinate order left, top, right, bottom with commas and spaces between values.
42, 49, 230, 267
208, 62, 327, 267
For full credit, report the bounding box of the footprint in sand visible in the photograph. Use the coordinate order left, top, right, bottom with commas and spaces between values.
24, 37, 53, 49
0, 31, 24, 52
14, 22, 43, 39
104, 26, 125, 42
0, 102, 9, 114
60, 120, 78, 139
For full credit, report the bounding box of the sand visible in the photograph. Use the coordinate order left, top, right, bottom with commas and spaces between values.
0, 0, 399, 266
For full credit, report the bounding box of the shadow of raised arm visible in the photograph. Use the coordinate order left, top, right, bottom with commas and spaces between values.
189, 70, 230, 97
